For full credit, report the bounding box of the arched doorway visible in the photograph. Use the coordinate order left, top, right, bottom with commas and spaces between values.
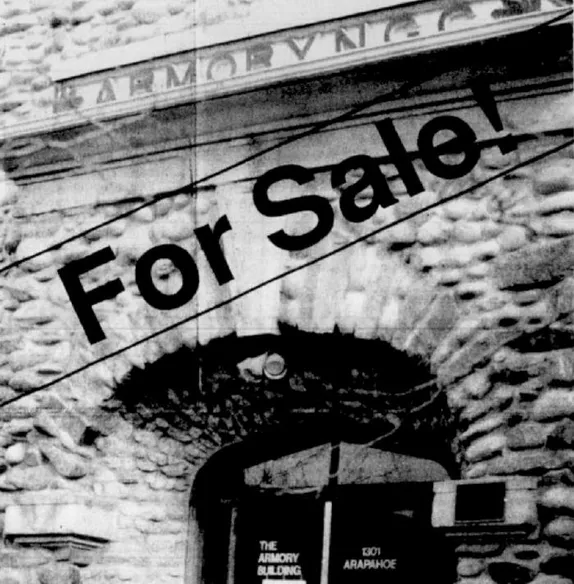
109, 330, 459, 584
191, 428, 458, 584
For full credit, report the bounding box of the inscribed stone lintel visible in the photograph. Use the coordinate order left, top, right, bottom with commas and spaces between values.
4, 501, 116, 562
18, 155, 191, 215
5, 535, 104, 567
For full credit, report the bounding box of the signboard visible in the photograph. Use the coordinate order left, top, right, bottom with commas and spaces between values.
329, 509, 409, 584
234, 498, 323, 584
329, 498, 456, 584
232, 489, 455, 584
3, 0, 563, 140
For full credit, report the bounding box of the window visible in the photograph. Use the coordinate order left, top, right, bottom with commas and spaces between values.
455, 482, 506, 524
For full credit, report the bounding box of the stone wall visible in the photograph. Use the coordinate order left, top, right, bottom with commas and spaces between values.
0, 0, 257, 126
0, 71, 573, 584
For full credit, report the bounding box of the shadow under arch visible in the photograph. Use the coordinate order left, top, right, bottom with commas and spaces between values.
191, 416, 458, 505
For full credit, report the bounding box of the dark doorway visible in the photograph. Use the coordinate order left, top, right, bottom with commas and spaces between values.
194, 440, 457, 584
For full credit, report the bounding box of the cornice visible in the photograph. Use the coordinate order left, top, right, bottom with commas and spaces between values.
0, 1, 570, 142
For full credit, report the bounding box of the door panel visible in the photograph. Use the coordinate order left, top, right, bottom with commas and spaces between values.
234, 496, 324, 584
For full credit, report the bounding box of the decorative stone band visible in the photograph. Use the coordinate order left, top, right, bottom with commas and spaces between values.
3, 0, 569, 140
4, 496, 116, 566
432, 477, 538, 538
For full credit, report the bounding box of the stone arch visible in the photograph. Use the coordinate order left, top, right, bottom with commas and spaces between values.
76, 249, 462, 399
92, 321, 461, 584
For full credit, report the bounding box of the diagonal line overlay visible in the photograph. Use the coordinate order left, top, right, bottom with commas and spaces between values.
0, 8, 571, 275
0, 135, 572, 410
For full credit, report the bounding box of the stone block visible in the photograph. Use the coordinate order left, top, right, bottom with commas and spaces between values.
485, 450, 563, 475
548, 350, 574, 384
512, 288, 543, 306
34, 408, 88, 446
9, 370, 45, 392
0, 419, 30, 439
540, 486, 574, 513
498, 225, 529, 251
136, 458, 155, 472
463, 369, 492, 399
9, 348, 48, 372
5, 443, 26, 465
437, 328, 521, 384
5, 500, 115, 542
443, 198, 487, 220
532, 213, 574, 237
0, 571, 25, 584
38, 564, 80, 584
460, 413, 506, 442
466, 433, 507, 462
550, 277, 574, 317
132, 0, 164, 24
38, 442, 89, 479
528, 575, 573, 584
33, 410, 62, 437
417, 215, 451, 244
161, 462, 188, 478
0, 465, 56, 491
0, 547, 53, 568
458, 558, 486, 577
547, 420, 574, 449
535, 191, 574, 215
507, 423, 550, 450
493, 238, 574, 289
435, 267, 464, 285
455, 544, 503, 557
23, 446, 42, 467
532, 390, 574, 421
461, 385, 514, 423
544, 517, 574, 546
534, 159, 574, 195
14, 239, 54, 272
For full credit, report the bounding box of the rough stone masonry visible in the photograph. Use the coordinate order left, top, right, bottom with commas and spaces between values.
0, 1, 572, 584
0, 126, 573, 584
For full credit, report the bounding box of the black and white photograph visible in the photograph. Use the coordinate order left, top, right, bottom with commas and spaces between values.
0, 0, 572, 583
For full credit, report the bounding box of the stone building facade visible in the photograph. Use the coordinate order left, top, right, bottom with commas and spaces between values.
0, 1, 573, 583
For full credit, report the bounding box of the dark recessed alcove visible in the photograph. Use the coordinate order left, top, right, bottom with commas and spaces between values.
109, 329, 457, 480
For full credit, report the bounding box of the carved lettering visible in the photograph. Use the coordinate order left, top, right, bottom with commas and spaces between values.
96, 78, 116, 104
166, 62, 195, 88
129, 69, 154, 96
335, 23, 366, 52
492, 0, 541, 18
438, 0, 476, 31
384, 14, 420, 42
246, 43, 273, 71
53, 84, 83, 113
207, 52, 237, 81
286, 35, 316, 60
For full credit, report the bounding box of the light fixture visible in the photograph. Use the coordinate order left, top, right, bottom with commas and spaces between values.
263, 353, 286, 379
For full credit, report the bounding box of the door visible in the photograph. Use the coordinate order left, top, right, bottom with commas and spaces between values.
329, 485, 455, 584
234, 494, 324, 584
231, 484, 456, 584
